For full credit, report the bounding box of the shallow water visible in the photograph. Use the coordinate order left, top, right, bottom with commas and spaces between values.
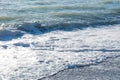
0, 0, 120, 80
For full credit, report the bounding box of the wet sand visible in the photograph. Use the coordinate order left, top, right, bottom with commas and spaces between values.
40, 56, 120, 80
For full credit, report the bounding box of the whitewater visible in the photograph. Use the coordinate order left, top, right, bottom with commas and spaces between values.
0, 0, 120, 80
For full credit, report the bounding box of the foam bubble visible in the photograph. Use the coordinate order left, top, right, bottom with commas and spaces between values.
0, 24, 120, 80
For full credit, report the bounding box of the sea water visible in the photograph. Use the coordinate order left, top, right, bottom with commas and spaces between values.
0, 0, 120, 25
0, 0, 120, 80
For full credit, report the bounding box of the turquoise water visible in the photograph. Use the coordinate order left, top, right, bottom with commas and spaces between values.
0, 0, 120, 26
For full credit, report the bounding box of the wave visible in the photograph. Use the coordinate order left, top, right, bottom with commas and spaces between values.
1, 18, 120, 33
17, 5, 105, 12
15, 19, 120, 32
0, 23, 120, 80
0, 19, 119, 41
0, 16, 20, 21
0, 0, 120, 80
103, 0, 120, 4
0, 29, 24, 41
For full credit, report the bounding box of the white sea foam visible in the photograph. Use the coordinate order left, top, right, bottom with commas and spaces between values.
0, 0, 120, 79
0, 24, 120, 80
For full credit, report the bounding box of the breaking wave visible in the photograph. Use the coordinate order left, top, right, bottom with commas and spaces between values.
0, 0, 120, 80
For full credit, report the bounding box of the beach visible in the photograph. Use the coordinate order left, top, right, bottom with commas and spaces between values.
0, 0, 120, 80
41, 56, 120, 80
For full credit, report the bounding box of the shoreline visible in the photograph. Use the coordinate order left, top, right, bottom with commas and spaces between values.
0, 25, 120, 80
40, 56, 120, 80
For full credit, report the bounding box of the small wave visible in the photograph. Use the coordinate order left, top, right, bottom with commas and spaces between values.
0, 16, 25, 23
0, 9, 120, 41
0, 28, 24, 41
0, 16, 19, 21
16, 20, 120, 33
104, 0, 120, 4
16, 22, 42, 33
0, 19, 118, 36
0, 15, 120, 36
23, 5, 105, 11
112, 8, 120, 13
